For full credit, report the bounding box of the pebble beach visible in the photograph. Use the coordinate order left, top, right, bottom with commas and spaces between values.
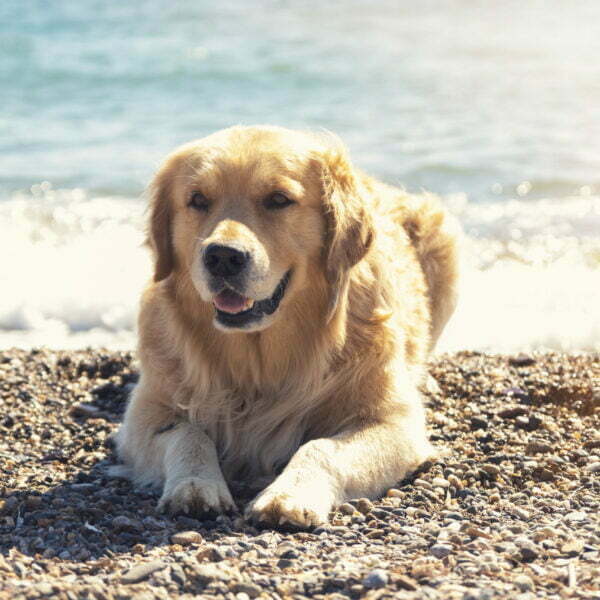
0, 348, 598, 599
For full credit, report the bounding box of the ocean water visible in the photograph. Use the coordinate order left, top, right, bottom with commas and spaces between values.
1, 1, 599, 351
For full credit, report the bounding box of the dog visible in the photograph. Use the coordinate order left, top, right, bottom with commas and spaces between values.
113, 125, 459, 528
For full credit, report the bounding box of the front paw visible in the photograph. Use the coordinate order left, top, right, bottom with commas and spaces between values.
245, 482, 334, 529
159, 477, 237, 516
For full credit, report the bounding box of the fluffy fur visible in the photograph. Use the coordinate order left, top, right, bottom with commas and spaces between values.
113, 125, 460, 527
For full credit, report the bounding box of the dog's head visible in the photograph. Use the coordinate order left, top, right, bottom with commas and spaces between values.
148, 126, 373, 332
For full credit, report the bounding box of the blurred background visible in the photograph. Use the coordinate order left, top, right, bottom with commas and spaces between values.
0, 0, 599, 351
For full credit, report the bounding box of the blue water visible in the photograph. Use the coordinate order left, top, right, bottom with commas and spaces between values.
1, 1, 599, 351
2, 0, 599, 200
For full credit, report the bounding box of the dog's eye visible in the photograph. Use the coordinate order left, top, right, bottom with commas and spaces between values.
264, 192, 295, 210
189, 191, 210, 212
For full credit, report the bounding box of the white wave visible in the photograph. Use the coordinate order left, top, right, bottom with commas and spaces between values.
0, 185, 598, 352
0, 185, 148, 349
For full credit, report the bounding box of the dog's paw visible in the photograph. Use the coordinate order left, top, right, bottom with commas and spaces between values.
245, 483, 333, 529
159, 477, 237, 516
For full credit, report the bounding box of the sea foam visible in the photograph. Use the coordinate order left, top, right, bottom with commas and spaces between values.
1, 185, 598, 352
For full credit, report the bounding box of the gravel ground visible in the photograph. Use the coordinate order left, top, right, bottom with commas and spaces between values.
0, 349, 599, 600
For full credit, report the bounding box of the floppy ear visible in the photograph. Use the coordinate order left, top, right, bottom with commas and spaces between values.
147, 167, 175, 282
319, 147, 374, 320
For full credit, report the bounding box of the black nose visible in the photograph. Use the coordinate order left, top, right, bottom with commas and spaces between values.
203, 244, 249, 278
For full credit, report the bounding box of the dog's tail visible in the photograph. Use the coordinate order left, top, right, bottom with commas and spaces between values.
401, 193, 461, 350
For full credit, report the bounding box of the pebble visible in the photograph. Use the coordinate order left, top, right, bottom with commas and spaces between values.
480, 464, 500, 478
584, 461, 600, 473
561, 539, 584, 556
171, 531, 203, 545
470, 417, 488, 430
498, 406, 528, 419
511, 507, 531, 520
70, 402, 100, 418
514, 538, 539, 561
525, 440, 553, 455
192, 563, 238, 583
230, 582, 262, 598
339, 502, 355, 515
122, 561, 168, 584
532, 527, 558, 541
111, 515, 142, 532
413, 478, 433, 490
362, 569, 389, 589
275, 543, 299, 559
430, 543, 453, 558
509, 355, 536, 367
565, 511, 587, 522
395, 574, 418, 591
514, 574, 534, 592
355, 498, 374, 514
432, 477, 450, 488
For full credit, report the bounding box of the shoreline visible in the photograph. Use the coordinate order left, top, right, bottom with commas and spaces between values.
0, 348, 598, 599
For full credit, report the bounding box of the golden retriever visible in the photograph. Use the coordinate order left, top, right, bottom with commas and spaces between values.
113, 125, 459, 528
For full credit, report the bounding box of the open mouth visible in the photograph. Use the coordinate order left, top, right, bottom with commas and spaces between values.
212, 271, 291, 328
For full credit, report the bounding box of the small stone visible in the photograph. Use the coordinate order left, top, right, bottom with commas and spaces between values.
565, 511, 587, 522
192, 563, 238, 582
432, 477, 450, 488
413, 479, 433, 490
470, 417, 488, 430
25, 495, 43, 510
515, 538, 539, 561
430, 543, 453, 558
356, 498, 374, 514
231, 582, 262, 598
465, 526, 491, 539
511, 507, 531, 520
0, 497, 18, 515
122, 561, 167, 584
386, 488, 403, 498
362, 569, 389, 589
532, 467, 554, 482
514, 574, 534, 592
171, 531, 203, 546
584, 461, 600, 473
516, 415, 542, 431
525, 440, 553, 455
36, 583, 55, 596
275, 543, 299, 559
533, 526, 558, 541
70, 402, 100, 418
509, 355, 536, 367
277, 558, 295, 568
561, 539, 584, 556
395, 574, 418, 591
339, 502, 355, 515
498, 406, 528, 419
480, 464, 500, 478
111, 515, 142, 532
447, 474, 463, 490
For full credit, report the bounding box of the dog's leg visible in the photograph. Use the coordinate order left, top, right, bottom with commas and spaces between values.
157, 422, 237, 515
114, 381, 236, 516
246, 388, 434, 528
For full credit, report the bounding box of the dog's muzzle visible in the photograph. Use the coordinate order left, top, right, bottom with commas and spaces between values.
212, 271, 291, 329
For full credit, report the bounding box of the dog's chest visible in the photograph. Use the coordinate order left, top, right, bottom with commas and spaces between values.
197, 387, 314, 481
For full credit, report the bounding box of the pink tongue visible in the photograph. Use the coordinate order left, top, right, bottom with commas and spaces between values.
213, 289, 251, 314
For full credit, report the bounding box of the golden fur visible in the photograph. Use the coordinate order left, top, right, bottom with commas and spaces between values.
113, 125, 460, 527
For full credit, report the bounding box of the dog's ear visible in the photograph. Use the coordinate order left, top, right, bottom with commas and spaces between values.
318, 145, 374, 320
147, 165, 176, 282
